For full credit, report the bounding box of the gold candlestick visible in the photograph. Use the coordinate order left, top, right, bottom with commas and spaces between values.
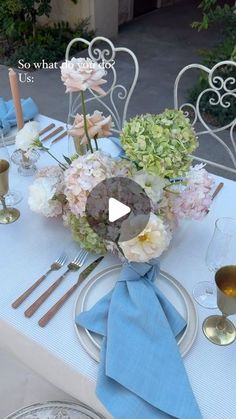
0, 160, 20, 224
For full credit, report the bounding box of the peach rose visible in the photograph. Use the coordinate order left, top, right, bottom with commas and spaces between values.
61, 58, 107, 95
69, 111, 113, 144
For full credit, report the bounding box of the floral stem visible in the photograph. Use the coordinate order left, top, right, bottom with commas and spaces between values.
46, 149, 67, 170
81, 91, 93, 153
94, 135, 99, 151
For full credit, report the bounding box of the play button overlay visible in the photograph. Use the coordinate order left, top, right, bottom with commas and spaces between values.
85, 177, 151, 242
108, 198, 131, 222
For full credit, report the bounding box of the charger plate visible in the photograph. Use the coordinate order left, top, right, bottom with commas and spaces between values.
74, 265, 198, 362
5, 401, 105, 419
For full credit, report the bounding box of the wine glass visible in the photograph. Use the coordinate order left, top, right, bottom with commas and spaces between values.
203, 265, 236, 345
0, 160, 20, 224
193, 217, 236, 309
0, 130, 22, 205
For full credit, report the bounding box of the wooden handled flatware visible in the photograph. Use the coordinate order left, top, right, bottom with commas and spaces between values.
51, 130, 67, 145
12, 253, 67, 309
38, 256, 104, 327
212, 182, 224, 200
207, 182, 224, 214
41, 126, 64, 142
39, 123, 55, 136
24, 250, 88, 318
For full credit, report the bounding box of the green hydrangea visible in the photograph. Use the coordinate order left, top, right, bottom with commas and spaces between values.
67, 213, 107, 254
121, 109, 198, 178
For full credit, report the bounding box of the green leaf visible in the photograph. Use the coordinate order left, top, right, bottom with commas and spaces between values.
63, 155, 72, 165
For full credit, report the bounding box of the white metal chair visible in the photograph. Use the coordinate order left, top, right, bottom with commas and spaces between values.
174, 60, 236, 176
65, 36, 139, 135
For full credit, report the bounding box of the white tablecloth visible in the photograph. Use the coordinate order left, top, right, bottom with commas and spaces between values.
1, 115, 236, 419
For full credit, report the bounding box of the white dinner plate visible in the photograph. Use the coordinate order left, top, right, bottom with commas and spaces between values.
5, 401, 105, 419
74, 265, 198, 362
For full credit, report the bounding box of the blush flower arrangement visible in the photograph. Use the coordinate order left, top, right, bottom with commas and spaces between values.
28, 56, 214, 263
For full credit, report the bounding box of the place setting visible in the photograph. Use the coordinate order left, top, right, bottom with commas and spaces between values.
1, 33, 236, 419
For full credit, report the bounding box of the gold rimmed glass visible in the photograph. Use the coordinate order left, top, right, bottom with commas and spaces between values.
193, 217, 236, 309
0, 130, 22, 205
0, 159, 20, 224
203, 266, 236, 346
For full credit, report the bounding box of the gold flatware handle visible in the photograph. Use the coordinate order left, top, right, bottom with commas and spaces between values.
38, 282, 79, 327
51, 131, 67, 145
24, 273, 67, 318
39, 123, 55, 136
12, 273, 48, 309
41, 126, 64, 142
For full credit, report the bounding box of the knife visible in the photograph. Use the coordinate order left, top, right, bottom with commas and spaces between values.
41, 126, 64, 142
38, 256, 104, 327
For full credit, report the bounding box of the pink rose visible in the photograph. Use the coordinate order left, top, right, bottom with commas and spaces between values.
61, 58, 107, 95
68, 111, 113, 144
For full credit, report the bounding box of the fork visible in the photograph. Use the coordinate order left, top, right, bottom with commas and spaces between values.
24, 250, 88, 318
12, 253, 67, 309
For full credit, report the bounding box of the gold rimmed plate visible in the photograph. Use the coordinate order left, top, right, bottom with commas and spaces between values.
74, 265, 198, 362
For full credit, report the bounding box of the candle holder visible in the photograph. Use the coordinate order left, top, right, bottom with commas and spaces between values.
11, 149, 40, 176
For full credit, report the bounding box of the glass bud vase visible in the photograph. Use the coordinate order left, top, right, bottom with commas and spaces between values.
72, 136, 87, 156
11, 149, 40, 176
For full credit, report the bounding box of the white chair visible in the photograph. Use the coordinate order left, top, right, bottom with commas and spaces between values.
174, 60, 236, 176
65, 36, 139, 135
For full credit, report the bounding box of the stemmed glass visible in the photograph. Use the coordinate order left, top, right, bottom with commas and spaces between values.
0, 160, 20, 224
193, 217, 236, 309
0, 130, 22, 205
203, 265, 236, 345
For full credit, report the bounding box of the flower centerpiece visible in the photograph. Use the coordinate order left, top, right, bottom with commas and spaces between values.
28, 57, 214, 263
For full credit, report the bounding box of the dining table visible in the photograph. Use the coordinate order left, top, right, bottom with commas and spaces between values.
0, 114, 236, 419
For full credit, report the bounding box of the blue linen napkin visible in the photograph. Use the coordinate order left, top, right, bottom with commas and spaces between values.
0, 97, 39, 135
77, 260, 202, 419
109, 136, 125, 157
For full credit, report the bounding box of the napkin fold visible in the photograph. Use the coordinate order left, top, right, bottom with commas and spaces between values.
0, 97, 39, 135
77, 260, 202, 419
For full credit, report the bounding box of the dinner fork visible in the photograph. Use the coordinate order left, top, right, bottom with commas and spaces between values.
24, 250, 88, 318
12, 253, 67, 309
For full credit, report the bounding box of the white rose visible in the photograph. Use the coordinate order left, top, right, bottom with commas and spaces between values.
28, 177, 62, 217
15, 121, 40, 151
134, 171, 166, 202
119, 213, 171, 263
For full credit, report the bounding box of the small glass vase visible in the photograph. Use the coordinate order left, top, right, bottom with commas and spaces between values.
11, 149, 40, 176
69, 136, 88, 156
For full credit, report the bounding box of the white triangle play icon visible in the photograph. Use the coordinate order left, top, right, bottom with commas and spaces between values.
108, 197, 131, 222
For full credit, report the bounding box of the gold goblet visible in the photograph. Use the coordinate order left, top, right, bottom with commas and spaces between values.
0, 160, 20, 224
203, 266, 236, 345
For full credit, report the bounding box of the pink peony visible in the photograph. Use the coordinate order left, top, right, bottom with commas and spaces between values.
68, 111, 113, 144
61, 58, 107, 95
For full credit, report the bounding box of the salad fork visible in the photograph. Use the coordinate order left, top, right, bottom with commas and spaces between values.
24, 250, 88, 318
12, 253, 67, 309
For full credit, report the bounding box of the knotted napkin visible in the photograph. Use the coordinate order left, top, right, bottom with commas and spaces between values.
77, 260, 202, 419
0, 97, 39, 135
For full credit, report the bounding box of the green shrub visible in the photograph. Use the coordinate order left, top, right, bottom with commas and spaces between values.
0, 0, 94, 67
2, 20, 94, 67
189, 0, 236, 126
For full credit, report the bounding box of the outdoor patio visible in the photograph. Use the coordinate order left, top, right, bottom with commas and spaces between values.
0, 1, 234, 418
0, 0, 217, 122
